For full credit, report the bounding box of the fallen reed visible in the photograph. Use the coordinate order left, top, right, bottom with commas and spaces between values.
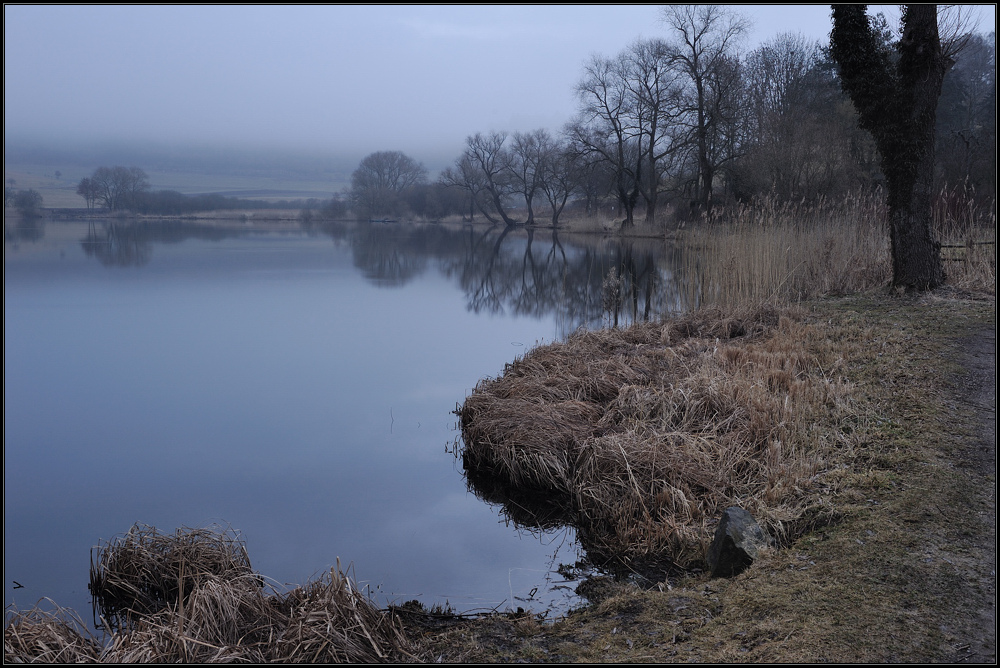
458, 304, 857, 574
3, 600, 102, 663
5, 523, 415, 663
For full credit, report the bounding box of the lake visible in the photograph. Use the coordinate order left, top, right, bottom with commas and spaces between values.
3, 216, 685, 623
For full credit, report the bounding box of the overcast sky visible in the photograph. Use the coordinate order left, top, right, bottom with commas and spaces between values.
4, 4, 996, 166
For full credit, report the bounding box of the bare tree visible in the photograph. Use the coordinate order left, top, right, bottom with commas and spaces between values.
76, 177, 100, 210
568, 51, 643, 228
936, 30, 996, 198
350, 150, 427, 220
506, 129, 550, 226
536, 137, 578, 226
440, 155, 490, 222
736, 33, 861, 200
13, 188, 43, 216
831, 4, 950, 290
661, 4, 751, 212
462, 132, 520, 227
624, 38, 686, 223
89, 166, 149, 211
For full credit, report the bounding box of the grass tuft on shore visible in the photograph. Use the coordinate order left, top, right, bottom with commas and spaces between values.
6, 523, 415, 663
459, 304, 859, 573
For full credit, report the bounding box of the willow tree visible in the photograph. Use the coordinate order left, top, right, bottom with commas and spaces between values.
830, 4, 949, 290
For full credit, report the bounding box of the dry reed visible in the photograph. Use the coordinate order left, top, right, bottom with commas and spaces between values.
676, 192, 893, 309
5, 524, 415, 663
458, 305, 856, 573
4, 600, 102, 663
676, 188, 995, 309
89, 523, 255, 632
459, 188, 992, 575
932, 183, 996, 294
97, 563, 413, 663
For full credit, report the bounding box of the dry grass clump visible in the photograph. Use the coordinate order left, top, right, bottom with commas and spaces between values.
4, 524, 415, 663
89, 523, 255, 631
99, 563, 413, 663
4, 601, 102, 663
458, 305, 855, 572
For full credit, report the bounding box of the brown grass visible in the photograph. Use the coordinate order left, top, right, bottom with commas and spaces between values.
3, 600, 102, 663
419, 293, 996, 663
458, 304, 856, 574
88, 523, 255, 632
6, 523, 415, 663
675, 193, 892, 309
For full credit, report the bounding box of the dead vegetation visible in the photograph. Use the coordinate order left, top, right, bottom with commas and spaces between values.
458, 188, 994, 579
459, 304, 856, 574
5, 523, 415, 663
3, 601, 102, 663
420, 293, 996, 663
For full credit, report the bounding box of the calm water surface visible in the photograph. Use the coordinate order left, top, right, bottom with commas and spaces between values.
4, 218, 683, 622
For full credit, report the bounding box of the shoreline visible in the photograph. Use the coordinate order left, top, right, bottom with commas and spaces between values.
5, 291, 994, 662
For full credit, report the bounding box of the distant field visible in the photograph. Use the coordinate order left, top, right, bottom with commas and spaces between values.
5, 164, 349, 208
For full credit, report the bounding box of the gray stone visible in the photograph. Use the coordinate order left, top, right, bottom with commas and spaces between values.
707, 507, 770, 577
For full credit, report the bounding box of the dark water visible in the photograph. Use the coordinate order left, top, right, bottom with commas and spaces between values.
4, 217, 685, 623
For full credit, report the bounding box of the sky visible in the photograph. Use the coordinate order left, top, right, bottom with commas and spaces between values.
4, 4, 996, 167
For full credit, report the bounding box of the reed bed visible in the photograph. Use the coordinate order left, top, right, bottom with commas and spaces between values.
676, 188, 995, 309
458, 305, 856, 573
6, 524, 414, 663
676, 193, 893, 309
932, 184, 996, 294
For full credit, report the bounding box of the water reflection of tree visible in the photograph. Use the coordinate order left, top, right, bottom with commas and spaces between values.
81, 221, 153, 267
350, 223, 429, 287
67, 216, 690, 335
3, 216, 46, 247
438, 226, 683, 336
79, 220, 235, 268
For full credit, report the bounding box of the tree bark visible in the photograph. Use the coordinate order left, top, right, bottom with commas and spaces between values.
831, 4, 948, 290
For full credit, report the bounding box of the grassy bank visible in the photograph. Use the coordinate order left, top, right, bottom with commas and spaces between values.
425, 291, 996, 662
434, 194, 995, 661
458, 304, 857, 573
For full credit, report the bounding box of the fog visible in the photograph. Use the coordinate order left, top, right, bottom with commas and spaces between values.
4, 5, 993, 172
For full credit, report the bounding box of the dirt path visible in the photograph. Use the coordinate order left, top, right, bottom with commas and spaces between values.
951, 321, 996, 662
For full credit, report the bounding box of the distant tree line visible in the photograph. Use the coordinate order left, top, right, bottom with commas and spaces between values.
345, 6, 991, 229
75, 165, 348, 216
72, 6, 993, 241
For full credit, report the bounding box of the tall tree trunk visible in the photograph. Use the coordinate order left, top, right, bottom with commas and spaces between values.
888, 5, 948, 288
831, 4, 948, 290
